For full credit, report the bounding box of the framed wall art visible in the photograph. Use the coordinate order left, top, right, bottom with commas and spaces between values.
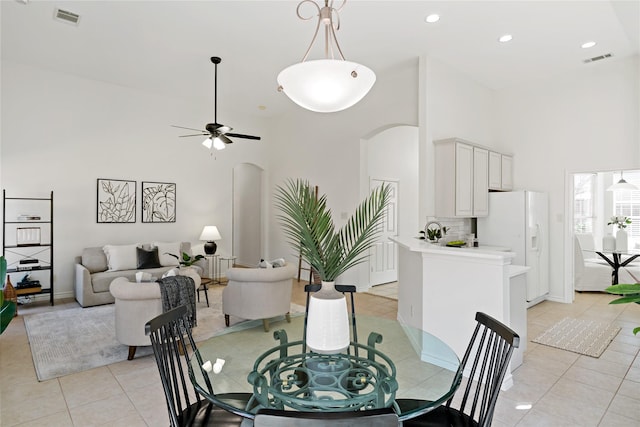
97, 179, 136, 223
142, 181, 176, 223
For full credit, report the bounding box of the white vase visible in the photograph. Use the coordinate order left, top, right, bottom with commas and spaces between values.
603, 234, 616, 251
306, 281, 350, 354
616, 228, 628, 252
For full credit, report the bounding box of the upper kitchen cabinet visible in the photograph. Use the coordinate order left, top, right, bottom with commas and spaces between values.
489, 151, 513, 191
434, 138, 489, 218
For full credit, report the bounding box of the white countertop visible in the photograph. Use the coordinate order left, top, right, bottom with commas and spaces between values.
390, 236, 516, 261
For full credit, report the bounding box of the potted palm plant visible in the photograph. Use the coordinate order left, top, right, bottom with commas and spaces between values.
274, 179, 391, 353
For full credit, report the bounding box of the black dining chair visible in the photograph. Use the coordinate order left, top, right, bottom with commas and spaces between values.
253, 407, 399, 427
302, 283, 358, 354
398, 311, 520, 427
145, 305, 253, 427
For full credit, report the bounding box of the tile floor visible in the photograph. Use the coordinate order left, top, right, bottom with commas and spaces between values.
1, 283, 640, 426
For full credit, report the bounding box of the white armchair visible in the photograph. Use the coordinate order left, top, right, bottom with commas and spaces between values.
109, 269, 200, 360
223, 263, 296, 332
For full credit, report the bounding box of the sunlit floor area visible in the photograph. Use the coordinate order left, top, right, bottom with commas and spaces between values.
1, 285, 640, 426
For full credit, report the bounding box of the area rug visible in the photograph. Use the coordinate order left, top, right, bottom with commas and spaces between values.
24, 301, 304, 381
532, 317, 621, 358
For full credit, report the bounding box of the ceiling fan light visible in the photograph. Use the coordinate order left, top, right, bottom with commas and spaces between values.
202, 138, 213, 149
277, 59, 376, 113
213, 137, 226, 150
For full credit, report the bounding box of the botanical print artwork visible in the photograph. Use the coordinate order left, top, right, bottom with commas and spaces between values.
142, 182, 176, 223
97, 179, 136, 223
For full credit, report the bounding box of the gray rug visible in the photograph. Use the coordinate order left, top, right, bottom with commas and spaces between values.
532, 317, 621, 358
24, 300, 304, 381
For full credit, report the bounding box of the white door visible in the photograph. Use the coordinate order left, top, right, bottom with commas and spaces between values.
370, 179, 398, 286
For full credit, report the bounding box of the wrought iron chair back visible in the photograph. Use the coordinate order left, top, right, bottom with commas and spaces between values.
253, 407, 399, 426
399, 311, 520, 426
146, 305, 251, 426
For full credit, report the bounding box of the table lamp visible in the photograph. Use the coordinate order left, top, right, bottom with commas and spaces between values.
200, 226, 221, 255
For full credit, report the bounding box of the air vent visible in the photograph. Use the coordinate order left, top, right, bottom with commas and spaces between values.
583, 53, 613, 64
54, 8, 80, 25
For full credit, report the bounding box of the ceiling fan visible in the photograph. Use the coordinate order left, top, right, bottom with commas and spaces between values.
172, 56, 261, 150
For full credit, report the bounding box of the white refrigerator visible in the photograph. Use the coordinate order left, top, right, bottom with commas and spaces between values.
477, 191, 549, 305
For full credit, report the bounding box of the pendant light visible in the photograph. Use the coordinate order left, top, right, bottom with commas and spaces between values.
277, 0, 376, 113
607, 171, 638, 191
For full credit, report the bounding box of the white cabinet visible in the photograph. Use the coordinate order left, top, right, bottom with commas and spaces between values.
489, 151, 513, 191
473, 148, 489, 216
489, 151, 502, 190
434, 139, 488, 218
501, 155, 513, 190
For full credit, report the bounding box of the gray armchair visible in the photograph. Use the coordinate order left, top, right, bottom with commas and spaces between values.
223, 263, 296, 331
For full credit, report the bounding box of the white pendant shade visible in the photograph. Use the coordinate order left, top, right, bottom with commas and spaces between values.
607, 178, 638, 191
306, 281, 350, 354
278, 59, 375, 113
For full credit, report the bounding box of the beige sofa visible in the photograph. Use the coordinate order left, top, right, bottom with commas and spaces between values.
223, 263, 296, 331
74, 241, 203, 307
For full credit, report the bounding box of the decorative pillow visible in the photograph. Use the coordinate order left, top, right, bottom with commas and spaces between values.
153, 242, 182, 267
135, 271, 155, 283
103, 244, 139, 271
82, 247, 109, 273
271, 258, 286, 268
258, 259, 272, 268
136, 247, 162, 269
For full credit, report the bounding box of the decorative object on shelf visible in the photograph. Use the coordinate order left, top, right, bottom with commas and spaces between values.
172, 56, 261, 150
606, 171, 638, 191
608, 216, 631, 251
200, 225, 222, 255
275, 178, 391, 353
276, 0, 376, 113
141, 182, 176, 223
97, 179, 136, 223
16, 227, 41, 246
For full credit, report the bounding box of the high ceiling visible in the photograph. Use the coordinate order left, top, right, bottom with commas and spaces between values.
2, 1, 638, 118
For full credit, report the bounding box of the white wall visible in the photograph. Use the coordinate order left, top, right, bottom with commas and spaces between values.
496, 55, 640, 302
1, 61, 271, 299
266, 61, 419, 285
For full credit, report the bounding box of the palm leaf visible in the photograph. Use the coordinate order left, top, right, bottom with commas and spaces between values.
274, 179, 391, 282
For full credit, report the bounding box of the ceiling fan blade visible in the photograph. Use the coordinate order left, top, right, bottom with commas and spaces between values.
226, 133, 261, 140
172, 125, 206, 132
219, 134, 233, 145
179, 133, 209, 137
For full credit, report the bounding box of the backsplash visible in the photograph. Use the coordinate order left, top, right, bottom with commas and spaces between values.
423, 216, 474, 242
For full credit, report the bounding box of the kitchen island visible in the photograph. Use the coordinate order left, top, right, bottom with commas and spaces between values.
390, 236, 528, 389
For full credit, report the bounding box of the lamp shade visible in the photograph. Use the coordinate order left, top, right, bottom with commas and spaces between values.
277, 59, 376, 113
200, 226, 222, 255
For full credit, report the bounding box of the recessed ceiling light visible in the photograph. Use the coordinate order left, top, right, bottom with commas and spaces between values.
425, 14, 440, 23
581, 41, 597, 49
498, 34, 513, 43
516, 403, 532, 410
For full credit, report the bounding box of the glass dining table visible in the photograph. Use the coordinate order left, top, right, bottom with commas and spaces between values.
188, 314, 461, 422
589, 248, 640, 284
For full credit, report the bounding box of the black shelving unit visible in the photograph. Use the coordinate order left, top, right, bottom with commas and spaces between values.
2, 190, 54, 305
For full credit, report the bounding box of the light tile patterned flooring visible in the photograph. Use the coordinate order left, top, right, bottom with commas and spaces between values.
1, 283, 640, 426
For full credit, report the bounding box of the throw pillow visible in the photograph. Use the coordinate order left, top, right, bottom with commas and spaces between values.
270, 258, 286, 268
136, 247, 162, 269
103, 244, 139, 271
258, 259, 272, 268
153, 241, 182, 267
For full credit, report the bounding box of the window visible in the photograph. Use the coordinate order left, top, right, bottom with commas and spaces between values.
574, 173, 596, 233
612, 171, 640, 250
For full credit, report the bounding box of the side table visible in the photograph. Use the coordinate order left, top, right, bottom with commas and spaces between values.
217, 255, 237, 284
